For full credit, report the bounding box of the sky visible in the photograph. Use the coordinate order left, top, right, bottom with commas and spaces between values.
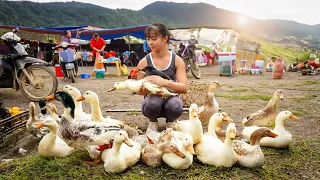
18, 0, 319, 25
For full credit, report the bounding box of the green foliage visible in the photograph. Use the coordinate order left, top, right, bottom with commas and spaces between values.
0, 1, 181, 28
1, 137, 319, 179
298, 52, 311, 61
243, 35, 310, 64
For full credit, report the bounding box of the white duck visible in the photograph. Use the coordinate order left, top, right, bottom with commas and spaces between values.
26, 102, 49, 138
45, 91, 123, 162
242, 111, 299, 148
35, 119, 74, 157
233, 128, 278, 168
108, 79, 177, 98
204, 112, 233, 140
119, 133, 142, 168
41, 103, 61, 124
195, 123, 237, 167
77, 90, 141, 138
63, 85, 91, 120
77, 90, 124, 125
101, 131, 137, 173
176, 103, 203, 144
162, 132, 195, 169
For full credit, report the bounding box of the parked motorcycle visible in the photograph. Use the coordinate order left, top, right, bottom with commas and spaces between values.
0, 29, 58, 101
177, 38, 201, 79
54, 42, 78, 83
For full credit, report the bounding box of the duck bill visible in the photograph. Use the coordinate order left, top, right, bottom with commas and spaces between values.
229, 130, 236, 139
173, 149, 185, 158
289, 115, 299, 120
76, 96, 85, 102
45, 94, 55, 101
35, 123, 44, 129
124, 138, 133, 147
222, 117, 233, 123
108, 87, 116, 92
191, 110, 198, 117
269, 132, 278, 138
187, 144, 195, 155
279, 94, 284, 100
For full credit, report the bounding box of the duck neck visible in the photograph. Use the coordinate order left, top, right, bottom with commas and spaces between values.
62, 107, 75, 122
249, 134, 263, 146
30, 105, 36, 122
47, 126, 58, 142
90, 100, 104, 122
265, 93, 279, 111
204, 92, 214, 107
274, 117, 286, 133
113, 141, 123, 154
51, 112, 60, 122
208, 119, 219, 138
224, 136, 233, 147
74, 100, 84, 116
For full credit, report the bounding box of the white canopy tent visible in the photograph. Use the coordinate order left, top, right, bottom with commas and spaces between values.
169, 27, 238, 49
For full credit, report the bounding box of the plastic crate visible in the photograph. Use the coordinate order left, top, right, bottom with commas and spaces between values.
0, 110, 29, 148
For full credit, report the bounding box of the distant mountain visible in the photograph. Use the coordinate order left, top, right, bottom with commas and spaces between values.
140, 1, 320, 48
0, 1, 181, 28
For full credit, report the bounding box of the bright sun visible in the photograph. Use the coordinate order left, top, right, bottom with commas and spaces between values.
238, 16, 247, 25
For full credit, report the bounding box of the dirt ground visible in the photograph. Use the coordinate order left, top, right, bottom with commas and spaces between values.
0, 65, 319, 179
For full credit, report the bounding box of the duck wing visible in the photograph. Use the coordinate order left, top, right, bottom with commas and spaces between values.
233, 140, 251, 156
243, 110, 265, 125
143, 82, 162, 93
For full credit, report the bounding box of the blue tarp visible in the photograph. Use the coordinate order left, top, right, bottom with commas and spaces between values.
0, 25, 88, 35
0, 25, 149, 41
75, 25, 149, 40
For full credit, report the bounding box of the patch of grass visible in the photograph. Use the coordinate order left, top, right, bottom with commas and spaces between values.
226, 85, 234, 88
1, 137, 319, 179
293, 84, 303, 87
291, 110, 307, 116
289, 97, 312, 102
229, 89, 248, 93
303, 80, 320, 85
293, 80, 320, 87
216, 94, 271, 101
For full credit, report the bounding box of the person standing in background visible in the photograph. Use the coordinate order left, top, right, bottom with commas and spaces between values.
90, 33, 106, 60
90, 33, 106, 75
62, 30, 72, 43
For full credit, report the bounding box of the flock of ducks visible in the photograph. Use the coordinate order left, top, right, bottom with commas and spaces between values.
25, 80, 299, 173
